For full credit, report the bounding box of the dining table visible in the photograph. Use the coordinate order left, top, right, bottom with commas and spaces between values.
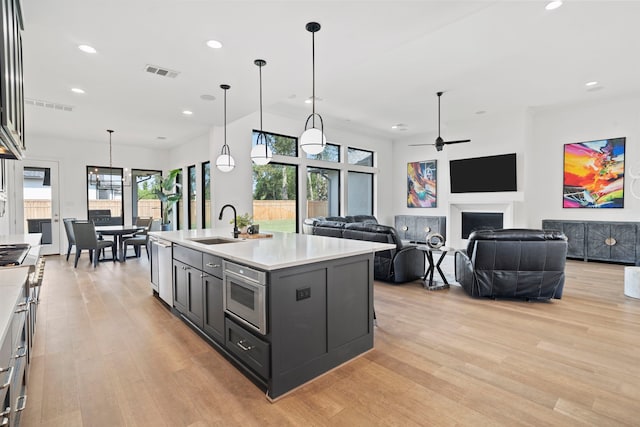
95, 225, 144, 262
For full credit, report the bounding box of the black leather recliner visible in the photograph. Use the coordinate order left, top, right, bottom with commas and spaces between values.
455, 229, 568, 300
313, 221, 424, 284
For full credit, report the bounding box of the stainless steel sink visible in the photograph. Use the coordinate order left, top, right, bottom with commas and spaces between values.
187, 237, 240, 245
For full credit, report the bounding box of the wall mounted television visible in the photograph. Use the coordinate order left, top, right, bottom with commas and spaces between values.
449, 153, 517, 193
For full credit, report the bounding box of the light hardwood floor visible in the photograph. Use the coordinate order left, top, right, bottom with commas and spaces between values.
21, 255, 640, 426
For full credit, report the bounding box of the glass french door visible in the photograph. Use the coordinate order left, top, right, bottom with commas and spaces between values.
21, 160, 60, 255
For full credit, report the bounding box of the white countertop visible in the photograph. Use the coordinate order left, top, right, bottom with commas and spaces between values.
0, 267, 29, 347
0, 233, 42, 246
149, 229, 395, 270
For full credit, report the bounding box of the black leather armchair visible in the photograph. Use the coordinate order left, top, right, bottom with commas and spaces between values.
312, 221, 424, 284
455, 229, 568, 300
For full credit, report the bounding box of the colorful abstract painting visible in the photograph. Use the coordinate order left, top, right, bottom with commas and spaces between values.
407, 160, 437, 208
563, 138, 625, 208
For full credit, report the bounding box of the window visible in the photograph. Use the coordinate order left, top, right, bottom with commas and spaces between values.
86, 166, 123, 225
131, 169, 162, 223
188, 165, 196, 229
347, 147, 374, 166
202, 161, 211, 228
253, 162, 298, 233
252, 130, 297, 157
306, 143, 340, 162
176, 170, 184, 230
347, 171, 373, 216
307, 167, 339, 218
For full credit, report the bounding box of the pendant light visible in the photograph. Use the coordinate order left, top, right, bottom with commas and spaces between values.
300, 22, 326, 155
251, 59, 272, 165
216, 84, 236, 172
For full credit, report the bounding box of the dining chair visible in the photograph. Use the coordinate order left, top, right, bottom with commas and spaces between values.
122, 218, 160, 261
72, 220, 116, 267
62, 217, 76, 261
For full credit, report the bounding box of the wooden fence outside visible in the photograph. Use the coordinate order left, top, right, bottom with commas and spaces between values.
25, 199, 161, 220
252, 200, 328, 220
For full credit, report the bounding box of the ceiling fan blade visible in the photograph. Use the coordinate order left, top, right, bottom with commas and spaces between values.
443, 139, 471, 145
408, 143, 436, 146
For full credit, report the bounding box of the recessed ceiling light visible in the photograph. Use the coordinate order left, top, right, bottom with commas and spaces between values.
475, 110, 487, 115
545, 1, 563, 11
585, 81, 598, 87
391, 125, 398, 129
305, 96, 322, 104
200, 94, 216, 101
78, 44, 97, 54
71, 88, 85, 94
157, 136, 167, 140
182, 110, 193, 116
206, 40, 223, 49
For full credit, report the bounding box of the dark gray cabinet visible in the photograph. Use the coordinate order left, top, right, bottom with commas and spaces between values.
395, 215, 446, 243
543, 220, 639, 265
173, 246, 224, 343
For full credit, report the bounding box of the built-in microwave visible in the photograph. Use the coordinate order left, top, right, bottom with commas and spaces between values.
223, 261, 267, 335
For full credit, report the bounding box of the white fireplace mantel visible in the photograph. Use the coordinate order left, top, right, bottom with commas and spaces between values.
448, 192, 524, 249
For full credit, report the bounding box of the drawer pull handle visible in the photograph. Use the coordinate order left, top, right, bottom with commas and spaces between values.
237, 340, 254, 351
200, 274, 208, 279
14, 346, 27, 359
14, 307, 28, 314
0, 366, 13, 389
206, 263, 221, 268
604, 237, 616, 246
15, 395, 27, 412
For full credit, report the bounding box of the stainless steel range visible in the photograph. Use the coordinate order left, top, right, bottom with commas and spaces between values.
0, 244, 31, 266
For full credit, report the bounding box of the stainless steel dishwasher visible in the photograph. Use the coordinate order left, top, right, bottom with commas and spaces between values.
150, 236, 173, 305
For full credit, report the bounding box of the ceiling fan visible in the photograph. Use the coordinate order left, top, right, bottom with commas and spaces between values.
410, 91, 471, 151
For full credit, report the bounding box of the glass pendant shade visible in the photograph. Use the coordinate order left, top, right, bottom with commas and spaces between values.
216, 83, 235, 172
216, 153, 235, 172
300, 127, 326, 155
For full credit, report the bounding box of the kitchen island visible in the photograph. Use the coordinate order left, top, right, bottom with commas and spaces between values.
149, 229, 394, 400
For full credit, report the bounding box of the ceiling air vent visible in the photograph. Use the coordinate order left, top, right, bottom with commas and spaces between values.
144, 64, 180, 78
25, 98, 73, 112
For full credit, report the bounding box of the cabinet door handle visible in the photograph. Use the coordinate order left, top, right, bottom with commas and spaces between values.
0, 366, 13, 389
206, 263, 221, 268
15, 395, 27, 412
236, 340, 254, 351
14, 346, 27, 359
200, 274, 208, 278
182, 266, 191, 270
605, 237, 616, 246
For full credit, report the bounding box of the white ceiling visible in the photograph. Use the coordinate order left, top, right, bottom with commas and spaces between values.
22, 1, 640, 148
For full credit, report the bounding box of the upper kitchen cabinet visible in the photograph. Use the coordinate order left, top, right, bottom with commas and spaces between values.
0, 0, 24, 159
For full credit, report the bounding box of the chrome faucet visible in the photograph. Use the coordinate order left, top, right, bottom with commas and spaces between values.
219, 204, 239, 238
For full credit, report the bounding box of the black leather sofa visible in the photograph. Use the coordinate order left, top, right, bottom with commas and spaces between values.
454, 229, 568, 300
311, 220, 425, 284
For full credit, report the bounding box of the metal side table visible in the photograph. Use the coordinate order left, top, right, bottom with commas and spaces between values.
417, 245, 454, 290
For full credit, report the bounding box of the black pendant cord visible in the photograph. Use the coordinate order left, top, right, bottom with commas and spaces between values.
311, 30, 315, 128
254, 59, 268, 157
224, 87, 227, 147
107, 129, 114, 192
259, 64, 263, 132
437, 92, 442, 138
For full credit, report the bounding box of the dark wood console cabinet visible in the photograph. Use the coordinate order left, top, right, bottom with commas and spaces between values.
542, 220, 639, 265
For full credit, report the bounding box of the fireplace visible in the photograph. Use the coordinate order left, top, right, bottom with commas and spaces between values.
461, 212, 503, 238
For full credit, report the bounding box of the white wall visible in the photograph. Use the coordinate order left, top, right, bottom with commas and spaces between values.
0, 135, 169, 243
527, 95, 640, 226
393, 109, 529, 223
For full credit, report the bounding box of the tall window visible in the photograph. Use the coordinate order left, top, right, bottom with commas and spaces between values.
176, 170, 184, 230
252, 131, 299, 233
253, 162, 298, 233
188, 165, 196, 229
347, 171, 373, 216
131, 169, 162, 223
307, 167, 339, 218
86, 166, 123, 225
202, 161, 211, 228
